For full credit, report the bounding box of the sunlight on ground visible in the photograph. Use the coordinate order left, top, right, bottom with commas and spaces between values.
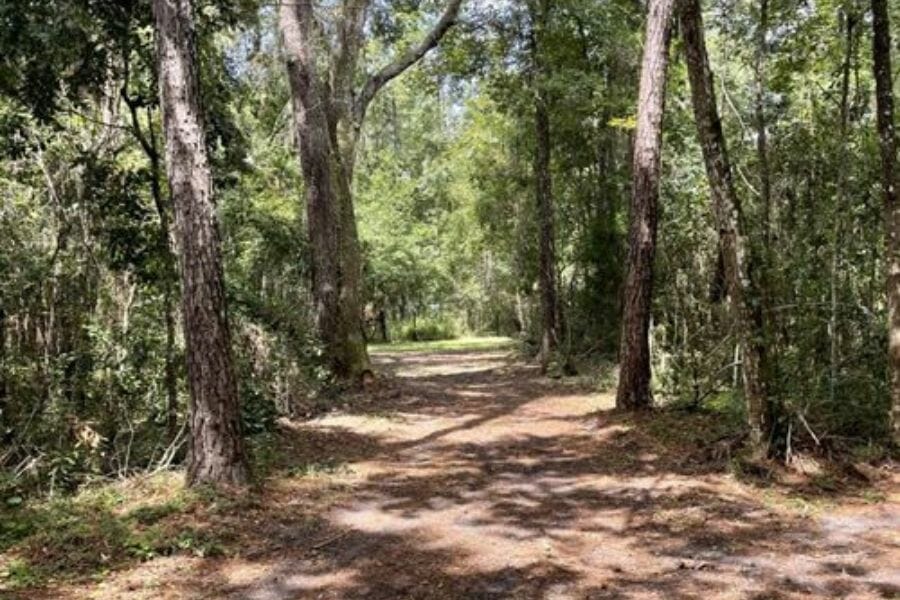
5, 348, 898, 599
368, 336, 518, 354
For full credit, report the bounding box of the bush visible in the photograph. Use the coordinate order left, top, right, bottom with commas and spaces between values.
398, 316, 458, 342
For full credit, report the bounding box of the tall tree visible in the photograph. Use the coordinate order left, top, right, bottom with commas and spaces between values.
528, 0, 560, 374
829, 10, 857, 404
153, 0, 248, 485
278, 0, 463, 382
753, 0, 772, 248
871, 0, 900, 443
680, 0, 769, 454
616, 0, 677, 410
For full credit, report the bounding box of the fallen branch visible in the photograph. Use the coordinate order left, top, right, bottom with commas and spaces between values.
311, 530, 351, 551
797, 412, 821, 446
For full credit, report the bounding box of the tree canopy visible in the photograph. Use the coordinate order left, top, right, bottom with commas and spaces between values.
0, 1, 898, 592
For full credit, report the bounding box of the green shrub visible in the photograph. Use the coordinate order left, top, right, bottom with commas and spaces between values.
398, 316, 458, 342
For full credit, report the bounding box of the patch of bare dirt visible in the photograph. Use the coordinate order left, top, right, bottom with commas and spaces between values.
24, 349, 900, 599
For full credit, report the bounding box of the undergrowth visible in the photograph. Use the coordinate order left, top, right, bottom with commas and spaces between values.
0, 431, 355, 592
0, 474, 240, 590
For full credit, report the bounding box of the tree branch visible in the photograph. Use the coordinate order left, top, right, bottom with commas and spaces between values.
332, 0, 370, 122
354, 0, 463, 124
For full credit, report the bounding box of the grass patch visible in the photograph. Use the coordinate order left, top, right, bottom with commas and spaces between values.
284, 459, 352, 478
640, 408, 744, 449
0, 473, 236, 591
369, 336, 518, 354
126, 498, 186, 526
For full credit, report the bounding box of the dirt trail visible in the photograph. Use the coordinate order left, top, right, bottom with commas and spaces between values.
70, 348, 900, 599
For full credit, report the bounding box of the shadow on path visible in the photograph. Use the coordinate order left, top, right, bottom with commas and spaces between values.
61, 349, 900, 599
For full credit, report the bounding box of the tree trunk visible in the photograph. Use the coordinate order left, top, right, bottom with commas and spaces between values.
162, 289, 179, 441
616, 0, 676, 410
872, 0, 900, 444
333, 164, 372, 378
147, 109, 181, 445
279, 0, 460, 382
153, 0, 248, 486
754, 0, 772, 248
680, 0, 769, 455
829, 12, 856, 404
530, 0, 560, 374
378, 309, 389, 343
279, 0, 371, 382
752, 0, 782, 417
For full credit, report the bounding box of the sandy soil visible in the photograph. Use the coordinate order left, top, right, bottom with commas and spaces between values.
30, 348, 900, 599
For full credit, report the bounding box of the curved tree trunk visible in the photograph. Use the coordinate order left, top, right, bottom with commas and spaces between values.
871, 0, 900, 444
153, 0, 248, 486
680, 0, 770, 455
616, 0, 677, 410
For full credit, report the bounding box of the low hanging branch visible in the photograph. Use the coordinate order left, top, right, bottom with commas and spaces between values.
354, 0, 463, 124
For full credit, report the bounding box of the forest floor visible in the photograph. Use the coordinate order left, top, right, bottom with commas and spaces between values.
3, 341, 899, 599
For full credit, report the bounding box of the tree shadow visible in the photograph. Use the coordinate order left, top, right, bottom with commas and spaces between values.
217, 351, 895, 599
12, 349, 896, 599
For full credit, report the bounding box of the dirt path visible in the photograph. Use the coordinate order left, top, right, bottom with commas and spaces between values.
66, 348, 900, 599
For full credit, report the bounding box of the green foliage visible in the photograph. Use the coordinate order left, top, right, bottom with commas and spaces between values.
398, 315, 459, 342
651, 0, 894, 447
0, 2, 311, 496
0, 475, 236, 588
0, 0, 897, 506
370, 336, 517, 355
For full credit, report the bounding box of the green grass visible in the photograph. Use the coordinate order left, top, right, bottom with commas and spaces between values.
0, 474, 232, 590
369, 336, 518, 354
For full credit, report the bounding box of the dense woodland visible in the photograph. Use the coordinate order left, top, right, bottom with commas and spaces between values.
0, 0, 899, 593
1, 0, 899, 490
0, 0, 900, 598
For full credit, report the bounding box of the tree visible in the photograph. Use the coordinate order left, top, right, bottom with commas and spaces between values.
153, 0, 248, 485
278, 0, 463, 382
528, 0, 560, 374
616, 0, 677, 410
871, 0, 900, 444
679, 0, 769, 454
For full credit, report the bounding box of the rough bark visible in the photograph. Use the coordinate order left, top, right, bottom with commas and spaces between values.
680, 0, 769, 454
279, 0, 461, 382
872, 0, 900, 444
278, 0, 371, 381
529, 0, 559, 374
616, 0, 676, 410
153, 0, 248, 486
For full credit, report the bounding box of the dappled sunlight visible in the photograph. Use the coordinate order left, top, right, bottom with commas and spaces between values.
202, 347, 898, 598
233, 567, 360, 598
378, 350, 514, 379
211, 350, 899, 599
30, 348, 899, 599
